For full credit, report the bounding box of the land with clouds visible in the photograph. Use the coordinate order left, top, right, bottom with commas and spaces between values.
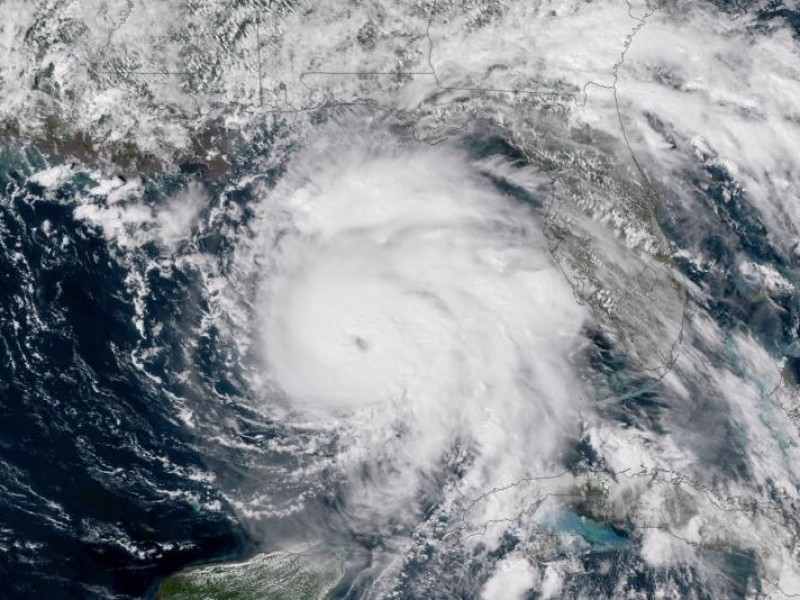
1, 0, 799, 598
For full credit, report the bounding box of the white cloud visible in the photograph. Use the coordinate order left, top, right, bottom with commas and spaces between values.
482, 555, 538, 600
250, 115, 589, 534
155, 181, 208, 248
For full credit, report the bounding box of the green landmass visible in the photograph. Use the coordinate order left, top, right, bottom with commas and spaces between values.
158, 551, 343, 600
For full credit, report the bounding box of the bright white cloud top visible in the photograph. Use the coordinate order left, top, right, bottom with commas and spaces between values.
254, 122, 587, 537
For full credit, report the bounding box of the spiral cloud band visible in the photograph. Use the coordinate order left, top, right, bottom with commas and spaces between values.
255, 122, 589, 538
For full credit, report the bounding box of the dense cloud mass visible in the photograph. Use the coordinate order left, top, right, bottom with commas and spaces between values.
256, 121, 587, 529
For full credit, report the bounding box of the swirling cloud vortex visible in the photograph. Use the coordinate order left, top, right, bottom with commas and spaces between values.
258, 128, 588, 525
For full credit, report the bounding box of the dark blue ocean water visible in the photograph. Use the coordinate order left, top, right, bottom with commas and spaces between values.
0, 146, 248, 598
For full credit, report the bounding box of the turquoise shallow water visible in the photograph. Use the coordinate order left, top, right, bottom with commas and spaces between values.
554, 511, 629, 550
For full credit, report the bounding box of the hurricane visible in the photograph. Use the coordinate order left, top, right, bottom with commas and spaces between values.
2, 0, 800, 598
252, 118, 586, 532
